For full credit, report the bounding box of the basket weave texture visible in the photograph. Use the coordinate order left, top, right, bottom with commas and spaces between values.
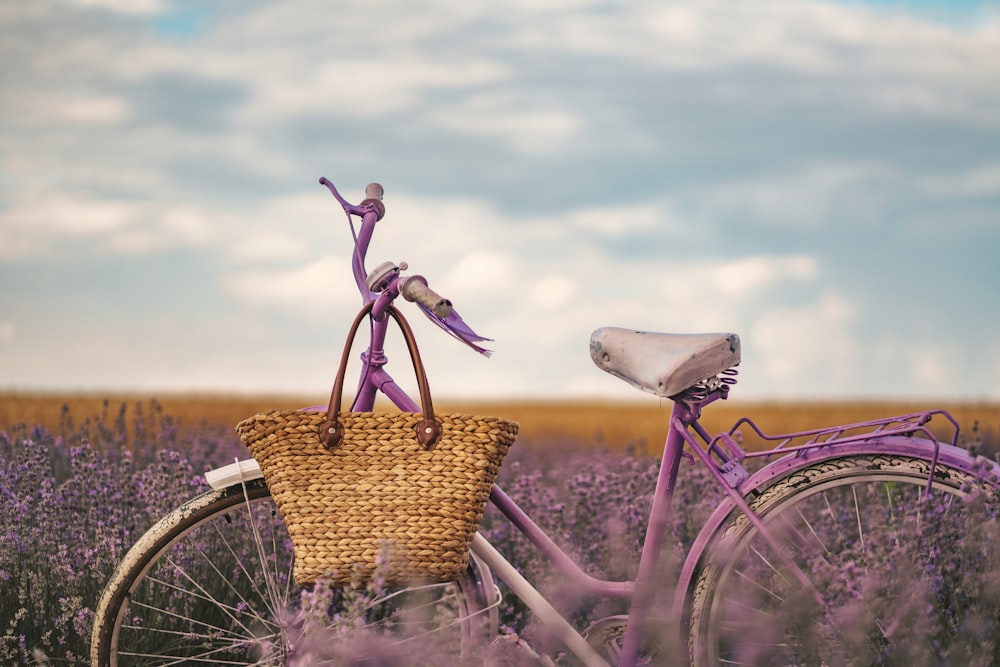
237, 409, 517, 586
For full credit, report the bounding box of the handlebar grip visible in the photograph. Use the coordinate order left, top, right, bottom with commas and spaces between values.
400, 276, 453, 319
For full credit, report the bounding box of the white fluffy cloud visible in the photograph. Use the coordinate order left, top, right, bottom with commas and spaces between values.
1, 0, 997, 400
61, 0, 165, 14
224, 256, 358, 315
749, 292, 859, 394
711, 256, 818, 297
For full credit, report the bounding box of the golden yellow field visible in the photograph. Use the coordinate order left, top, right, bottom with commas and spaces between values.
2, 391, 998, 454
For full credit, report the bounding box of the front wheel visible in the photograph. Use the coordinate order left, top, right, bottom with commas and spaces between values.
688, 453, 1000, 666
91, 478, 499, 666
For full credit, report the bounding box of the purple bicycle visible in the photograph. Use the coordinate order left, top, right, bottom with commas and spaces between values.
92, 180, 1000, 666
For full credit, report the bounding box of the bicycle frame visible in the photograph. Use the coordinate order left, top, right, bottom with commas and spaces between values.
348, 297, 676, 667
318, 179, 972, 667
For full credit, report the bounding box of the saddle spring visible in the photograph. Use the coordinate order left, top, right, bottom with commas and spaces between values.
681, 366, 740, 402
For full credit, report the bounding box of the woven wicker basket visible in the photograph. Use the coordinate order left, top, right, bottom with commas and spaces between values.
236, 304, 517, 586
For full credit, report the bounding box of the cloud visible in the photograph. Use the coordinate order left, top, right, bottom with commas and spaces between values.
860, 335, 970, 398
443, 251, 517, 297
3, 193, 134, 235
61, 0, 165, 14
227, 231, 312, 263
0, 187, 344, 260
532, 275, 576, 308
748, 292, 860, 394
908, 343, 956, 390
564, 203, 669, 238
920, 163, 1000, 198
358, 195, 518, 271
1, 0, 997, 401
425, 93, 584, 154
700, 161, 898, 229
492, 0, 999, 91
0, 194, 136, 258
712, 256, 819, 297
8, 93, 132, 126
224, 256, 358, 315
0, 193, 221, 258
243, 59, 511, 123
6, 0, 999, 202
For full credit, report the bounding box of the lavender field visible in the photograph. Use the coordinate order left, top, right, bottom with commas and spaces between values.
0, 402, 235, 665
2, 400, 1000, 665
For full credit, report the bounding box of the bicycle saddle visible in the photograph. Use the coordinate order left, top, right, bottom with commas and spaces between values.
590, 327, 741, 398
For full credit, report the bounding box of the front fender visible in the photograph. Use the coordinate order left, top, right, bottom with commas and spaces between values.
671, 435, 998, 622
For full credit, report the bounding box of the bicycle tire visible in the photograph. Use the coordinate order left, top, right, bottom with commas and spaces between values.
91, 478, 499, 666
688, 452, 1000, 666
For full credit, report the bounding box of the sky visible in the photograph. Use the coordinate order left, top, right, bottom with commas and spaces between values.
1, 0, 999, 404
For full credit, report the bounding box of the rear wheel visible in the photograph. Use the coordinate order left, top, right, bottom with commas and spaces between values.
689, 453, 1000, 666
91, 478, 498, 666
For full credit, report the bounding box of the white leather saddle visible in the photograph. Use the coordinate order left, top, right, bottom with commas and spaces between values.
590, 327, 741, 398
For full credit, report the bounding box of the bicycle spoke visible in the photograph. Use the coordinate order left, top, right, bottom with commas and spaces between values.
153, 655, 261, 666
158, 554, 264, 640
117, 647, 271, 666
140, 573, 274, 631
792, 507, 832, 558
95, 482, 496, 665
125, 598, 251, 640
852, 485, 866, 569
238, 481, 288, 624
690, 454, 999, 666
201, 518, 273, 611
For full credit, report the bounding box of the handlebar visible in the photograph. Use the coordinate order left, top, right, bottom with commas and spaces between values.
318, 177, 349, 207
400, 275, 453, 318
319, 177, 490, 355
319, 177, 387, 299
320, 177, 452, 314
319, 177, 385, 221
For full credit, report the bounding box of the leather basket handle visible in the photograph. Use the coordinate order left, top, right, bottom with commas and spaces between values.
320, 303, 441, 450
